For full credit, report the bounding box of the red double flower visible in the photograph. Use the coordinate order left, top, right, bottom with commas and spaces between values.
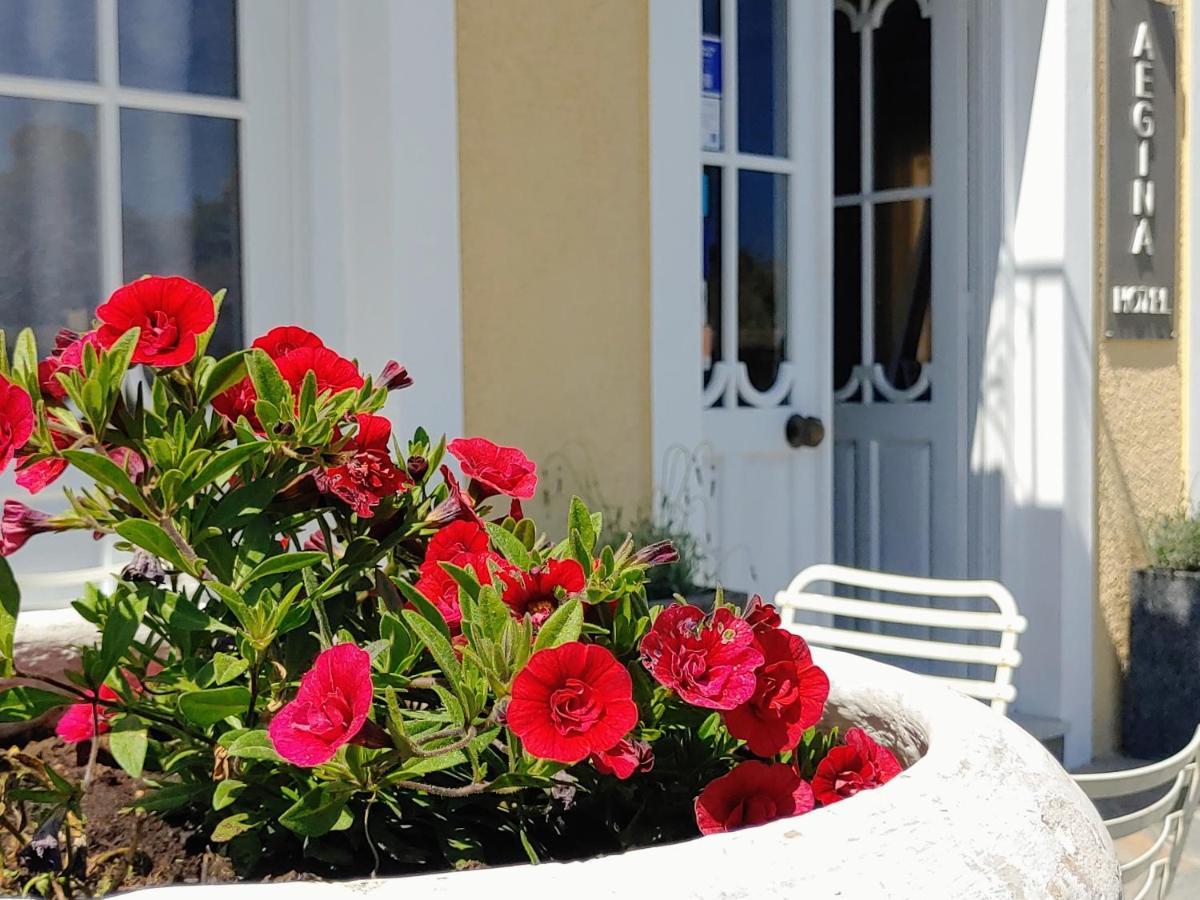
811, 727, 903, 805
639, 604, 763, 710
0, 374, 33, 475
447, 436, 538, 500
95, 276, 215, 368
414, 550, 504, 634
590, 737, 654, 780
694, 760, 814, 835
316, 414, 410, 518
38, 330, 102, 401
507, 642, 638, 764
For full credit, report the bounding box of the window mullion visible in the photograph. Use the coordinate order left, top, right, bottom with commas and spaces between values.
720, 0, 739, 406
859, 10, 875, 404
97, 0, 123, 296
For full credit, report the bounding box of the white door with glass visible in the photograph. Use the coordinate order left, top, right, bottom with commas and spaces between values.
696, 0, 965, 600
0, 0, 289, 608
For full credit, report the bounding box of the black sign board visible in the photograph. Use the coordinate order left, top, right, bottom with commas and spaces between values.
1105, 1, 1177, 340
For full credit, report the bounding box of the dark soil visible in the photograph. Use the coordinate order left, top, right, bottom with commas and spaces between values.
1, 730, 316, 895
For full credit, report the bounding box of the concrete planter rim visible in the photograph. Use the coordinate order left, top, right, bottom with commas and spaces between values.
9, 612, 1121, 899
1135, 567, 1200, 579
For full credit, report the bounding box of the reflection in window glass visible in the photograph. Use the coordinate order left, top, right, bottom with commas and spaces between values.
873, 0, 931, 190
120, 109, 242, 356
737, 0, 787, 157
833, 8, 861, 195
703, 166, 723, 381
0, 97, 100, 350
118, 0, 238, 97
833, 206, 862, 393
0, 0, 96, 81
873, 199, 931, 393
738, 170, 787, 394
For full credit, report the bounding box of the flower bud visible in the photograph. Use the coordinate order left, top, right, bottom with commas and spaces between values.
406, 454, 429, 480
379, 360, 413, 391
631, 539, 680, 568
1, 500, 60, 556
121, 550, 165, 584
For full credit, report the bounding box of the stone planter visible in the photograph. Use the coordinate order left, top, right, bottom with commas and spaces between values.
1124, 568, 1200, 758
9, 610, 1119, 899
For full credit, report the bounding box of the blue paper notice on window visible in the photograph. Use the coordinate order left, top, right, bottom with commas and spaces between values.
702, 36, 722, 95
702, 35, 722, 151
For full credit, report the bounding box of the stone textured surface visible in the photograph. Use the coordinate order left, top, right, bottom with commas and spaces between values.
103, 648, 1120, 899
1124, 569, 1200, 757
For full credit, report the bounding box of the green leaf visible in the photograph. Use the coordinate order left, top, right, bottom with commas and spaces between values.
212, 779, 245, 811
211, 652, 249, 686
108, 716, 148, 779
533, 598, 583, 652
114, 520, 198, 576
181, 442, 267, 497
402, 609, 464, 702
225, 729, 283, 762
177, 686, 251, 727
246, 348, 291, 410
473, 585, 511, 645
10, 327, 36, 393
0, 557, 18, 677
197, 350, 248, 407
135, 782, 208, 813
278, 786, 350, 837
89, 588, 148, 685
158, 591, 236, 636
64, 450, 153, 516
211, 812, 255, 843
238, 551, 325, 589
568, 496, 596, 553
204, 582, 254, 631
0, 686, 70, 723
393, 578, 452, 641
485, 522, 532, 569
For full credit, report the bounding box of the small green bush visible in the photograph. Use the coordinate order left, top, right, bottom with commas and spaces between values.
1148, 512, 1200, 571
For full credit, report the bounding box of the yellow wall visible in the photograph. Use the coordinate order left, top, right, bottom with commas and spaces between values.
455, 0, 653, 532
1093, 0, 1188, 755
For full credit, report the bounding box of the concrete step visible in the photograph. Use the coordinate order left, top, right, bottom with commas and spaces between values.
1011, 712, 1067, 762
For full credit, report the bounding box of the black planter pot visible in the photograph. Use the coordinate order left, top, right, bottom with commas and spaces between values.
1123, 568, 1200, 759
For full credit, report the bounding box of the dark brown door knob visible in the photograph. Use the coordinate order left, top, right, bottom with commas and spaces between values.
786, 414, 825, 448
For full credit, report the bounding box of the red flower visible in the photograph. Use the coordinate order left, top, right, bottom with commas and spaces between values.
811, 727, 903, 806
426, 520, 489, 564
15, 428, 71, 494
424, 465, 482, 527
508, 642, 639, 763
744, 595, 782, 635
639, 605, 763, 710
694, 760, 814, 835
56, 671, 143, 744
0, 375, 33, 475
1, 500, 60, 556
316, 414, 410, 518
500, 559, 586, 628
38, 331, 102, 401
447, 437, 537, 500
252, 325, 324, 359
211, 375, 260, 427
413, 551, 504, 633
590, 737, 654, 780
95, 276, 215, 368
274, 346, 364, 397
723, 628, 830, 757
268, 644, 376, 766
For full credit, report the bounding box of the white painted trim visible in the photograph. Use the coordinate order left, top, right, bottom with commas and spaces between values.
1189, 0, 1200, 501
649, 0, 704, 500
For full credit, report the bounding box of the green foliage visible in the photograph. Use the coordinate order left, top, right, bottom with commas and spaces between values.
602, 512, 709, 599
1149, 510, 1200, 571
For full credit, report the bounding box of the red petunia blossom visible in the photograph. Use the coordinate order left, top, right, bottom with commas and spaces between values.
0, 500, 62, 556
811, 727, 903, 806
413, 551, 503, 634
499, 558, 586, 628
590, 737, 654, 780
211, 375, 260, 428
95, 276, 215, 368
38, 331, 102, 401
424, 465, 482, 527
508, 642, 639, 764
426, 520, 490, 564
447, 436, 538, 500
639, 604, 764, 710
316, 414, 410, 518
252, 325, 324, 359
15, 428, 72, 494
268, 643, 376, 767
56, 670, 143, 744
694, 760, 815, 835
723, 628, 830, 757
0, 375, 33, 475
744, 594, 782, 635
274, 346, 364, 397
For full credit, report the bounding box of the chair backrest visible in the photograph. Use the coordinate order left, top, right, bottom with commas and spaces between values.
774, 563, 1028, 715
1072, 726, 1200, 900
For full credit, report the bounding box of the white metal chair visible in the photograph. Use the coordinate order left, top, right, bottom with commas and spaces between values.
1072, 726, 1200, 900
774, 563, 1027, 715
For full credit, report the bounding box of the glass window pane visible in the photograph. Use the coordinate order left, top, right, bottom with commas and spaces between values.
703, 165, 723, 383
738, 170, 787, 393
873, 0, 931, 190
833, 205, 862, 394
834, 7, 861, 195
874, 199, 931, 395
0, 0, 96, 81
701, 0, 723, 152
118, 0, 238, 97
737, 0, 787, 157
0, 97, 100, 350
120, 109, 242, 355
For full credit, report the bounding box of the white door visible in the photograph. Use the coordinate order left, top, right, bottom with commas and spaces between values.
830, 0, 968, 583
698, 0, 834, 596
